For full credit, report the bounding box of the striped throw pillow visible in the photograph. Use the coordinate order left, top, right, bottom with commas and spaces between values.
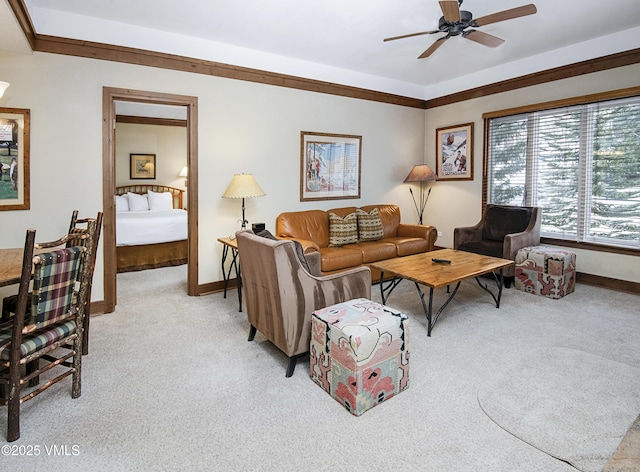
328, 212, 358, 247
357, 207, 384, 241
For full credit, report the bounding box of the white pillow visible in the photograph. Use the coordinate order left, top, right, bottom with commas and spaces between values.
115, 195, 129, 213
148, 190, 174, 211
127, 192, 150, 212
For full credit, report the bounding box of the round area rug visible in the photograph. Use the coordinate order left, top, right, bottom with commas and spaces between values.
477, 346, 640, 472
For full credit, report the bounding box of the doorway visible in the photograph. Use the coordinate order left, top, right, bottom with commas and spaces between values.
102, 87, 199, 313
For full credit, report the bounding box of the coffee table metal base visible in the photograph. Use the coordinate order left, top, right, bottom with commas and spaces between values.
378, 269, 505, 336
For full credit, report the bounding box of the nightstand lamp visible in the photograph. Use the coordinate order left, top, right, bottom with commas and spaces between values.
179, 166, 188, 186
0, 81, 9, 99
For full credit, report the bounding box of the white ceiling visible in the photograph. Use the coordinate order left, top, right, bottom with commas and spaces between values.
3, 0, 640, 99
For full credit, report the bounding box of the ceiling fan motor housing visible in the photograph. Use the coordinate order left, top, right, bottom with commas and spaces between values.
439, 10, 473, 36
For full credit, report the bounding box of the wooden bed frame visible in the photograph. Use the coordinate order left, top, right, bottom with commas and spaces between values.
115, 185, 187, 273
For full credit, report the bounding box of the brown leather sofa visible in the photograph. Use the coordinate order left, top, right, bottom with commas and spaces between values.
276, 204, 437, 281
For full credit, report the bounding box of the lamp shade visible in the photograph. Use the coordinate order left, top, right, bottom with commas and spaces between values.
222, 173, 266, 199
179, 166, 188, 177
0, 81, 9, 99
404, 164, 437, 183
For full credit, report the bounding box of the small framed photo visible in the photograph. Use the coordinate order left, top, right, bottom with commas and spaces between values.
435, 122, 473, 181
0, 107, 30, 211
130, 153, 156, 180
300, 131, 361, 201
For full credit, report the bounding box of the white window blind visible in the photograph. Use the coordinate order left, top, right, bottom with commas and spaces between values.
486, 95, 640, 249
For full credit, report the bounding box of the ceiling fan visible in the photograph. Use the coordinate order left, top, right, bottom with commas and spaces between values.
384, 0, 537, 59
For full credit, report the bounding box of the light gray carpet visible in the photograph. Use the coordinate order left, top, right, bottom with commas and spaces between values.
478, 346, 640, 472
1, 265, 639, 471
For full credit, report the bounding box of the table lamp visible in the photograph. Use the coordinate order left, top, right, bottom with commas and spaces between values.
403, 164, 436, 225
222, 173, 266, 229
179, 166, 188, 186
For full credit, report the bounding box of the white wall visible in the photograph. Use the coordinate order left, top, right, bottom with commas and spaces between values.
424, 63, 640, 283
0, 51, 426, 300
1, 50, 636, 304
115, 122, 188, 194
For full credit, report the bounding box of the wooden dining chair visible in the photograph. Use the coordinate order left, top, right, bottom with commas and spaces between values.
0, 228, 91, 442
2, 210, 102, 355
67, 211, 103, 355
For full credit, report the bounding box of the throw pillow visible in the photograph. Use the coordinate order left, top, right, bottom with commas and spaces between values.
356, 207, 384, 241
328, 212, 358, 247
256, 229, 311, 273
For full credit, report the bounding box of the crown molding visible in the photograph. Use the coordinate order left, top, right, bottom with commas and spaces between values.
7, 0, 640, 110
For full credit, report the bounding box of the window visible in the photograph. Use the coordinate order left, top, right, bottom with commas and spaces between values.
485, 95, 640, 250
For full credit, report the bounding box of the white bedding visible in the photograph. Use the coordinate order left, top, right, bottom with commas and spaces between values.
116, 209, 187, 246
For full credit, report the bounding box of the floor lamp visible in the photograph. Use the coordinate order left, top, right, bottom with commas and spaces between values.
403, 164, 436, 225
222, 173, 266, 229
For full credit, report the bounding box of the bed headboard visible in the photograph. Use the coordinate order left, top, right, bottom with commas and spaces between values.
115, 185, 184, 209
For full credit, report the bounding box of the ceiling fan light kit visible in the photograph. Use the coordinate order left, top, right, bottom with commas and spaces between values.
384, 0, 537, 59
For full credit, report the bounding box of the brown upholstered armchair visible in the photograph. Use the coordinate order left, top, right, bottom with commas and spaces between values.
236, 230, 371, 377
454, 204, 541, 284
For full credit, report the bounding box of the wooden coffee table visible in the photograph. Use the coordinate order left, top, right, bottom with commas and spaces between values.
370, 249, 514, 336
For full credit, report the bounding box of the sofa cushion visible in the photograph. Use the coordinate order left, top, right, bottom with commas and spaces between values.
356, 208, 384, 242
386, 237, 430, 257
348, 241, 397, 263
328, 206, 359, 218
328, 212, 358, 247
458, 240, 504, 259
276, 210, 330, 248
319, 246, 363, 272
482, 206, 532, 241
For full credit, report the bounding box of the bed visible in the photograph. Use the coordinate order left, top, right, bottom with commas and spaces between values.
115, 185, 188, 273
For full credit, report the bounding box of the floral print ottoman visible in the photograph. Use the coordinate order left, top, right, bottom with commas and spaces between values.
310, 298, 409, 416
515, 246, 576, 299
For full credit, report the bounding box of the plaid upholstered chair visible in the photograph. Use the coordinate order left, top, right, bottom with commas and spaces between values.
67, 211, 103, 355
2, 211, 102, 355
0, 228, 91, 442
236, 230, 372, 377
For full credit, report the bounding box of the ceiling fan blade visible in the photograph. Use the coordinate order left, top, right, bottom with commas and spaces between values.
418, 37, 448, 59
439, 0, 461, 23
383, 30, 440, 42
464, 30, 505, 48
473, 4, 537, 27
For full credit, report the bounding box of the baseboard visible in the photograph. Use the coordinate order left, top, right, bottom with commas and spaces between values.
90, 272, 637, 316
197, 279, 237, 296
576, 272, 640, 295
89, 300, 106, 316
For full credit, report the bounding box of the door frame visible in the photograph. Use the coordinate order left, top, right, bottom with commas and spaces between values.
102, 87, 199, 312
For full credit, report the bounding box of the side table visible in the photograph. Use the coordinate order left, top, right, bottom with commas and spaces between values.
217, 237, 242, 312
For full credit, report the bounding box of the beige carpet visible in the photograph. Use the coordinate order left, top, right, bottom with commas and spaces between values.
2, 265, 640, 471
478, 346, 640, 472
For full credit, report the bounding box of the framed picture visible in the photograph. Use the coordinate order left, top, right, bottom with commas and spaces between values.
300, 131, 361, 201
0, 108, 30, 211
130, 153, 156, 180
435, 122, 474, 181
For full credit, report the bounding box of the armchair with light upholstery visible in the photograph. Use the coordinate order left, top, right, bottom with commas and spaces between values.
454, 204, 541, 283
236, 230, 371, 377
